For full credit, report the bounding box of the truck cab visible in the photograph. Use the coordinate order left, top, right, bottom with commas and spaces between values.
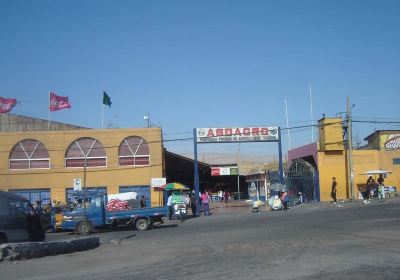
0, 191, 45, 244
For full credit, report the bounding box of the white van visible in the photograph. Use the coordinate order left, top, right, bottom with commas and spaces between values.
0, 191, 44, 244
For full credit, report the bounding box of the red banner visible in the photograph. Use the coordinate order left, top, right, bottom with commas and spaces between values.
50, 92, 71, 111
211, 167, 220, 176
0, 97, 17, 113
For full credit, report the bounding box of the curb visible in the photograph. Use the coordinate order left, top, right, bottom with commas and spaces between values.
0, 236, 99, 262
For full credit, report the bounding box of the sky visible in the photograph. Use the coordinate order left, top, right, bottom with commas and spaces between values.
1, 0, 399, 160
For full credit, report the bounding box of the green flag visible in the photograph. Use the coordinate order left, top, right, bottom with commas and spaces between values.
103, 91, 112, 107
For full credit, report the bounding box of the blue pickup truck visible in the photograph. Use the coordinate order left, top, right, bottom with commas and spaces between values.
61, 190, 168, 234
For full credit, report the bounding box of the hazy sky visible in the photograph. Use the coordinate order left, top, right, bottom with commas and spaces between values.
1, 0, 399, 158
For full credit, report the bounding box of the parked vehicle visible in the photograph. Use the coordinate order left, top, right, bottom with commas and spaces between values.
0, 191, 45, 244
61, 190, 168, 234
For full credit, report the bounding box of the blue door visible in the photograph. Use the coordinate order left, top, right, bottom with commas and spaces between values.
119, 186, 150, 207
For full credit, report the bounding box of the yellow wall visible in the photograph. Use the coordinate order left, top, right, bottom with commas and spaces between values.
0, 128, 165, 206
317, 149, 400, 201
317, 151, 347, 201
318, 118, 344, 151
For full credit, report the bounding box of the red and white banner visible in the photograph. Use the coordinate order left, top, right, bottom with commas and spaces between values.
196, 127, 279, 143
49, 92, 71, 111
211, 167, 239, 176
0, 97, 17, 113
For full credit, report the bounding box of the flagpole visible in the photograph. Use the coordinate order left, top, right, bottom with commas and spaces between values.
310, 83, 314, 142
48, 92, 51, 130
102, 103, 104, 129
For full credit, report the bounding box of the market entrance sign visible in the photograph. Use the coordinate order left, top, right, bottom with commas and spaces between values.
196, 127, 279, 143
193, 126, 284, 215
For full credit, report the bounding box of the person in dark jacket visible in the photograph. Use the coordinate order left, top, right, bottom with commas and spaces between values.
331, 177, 337, 203
140, 195, 146, 208
189, 194, 197, 217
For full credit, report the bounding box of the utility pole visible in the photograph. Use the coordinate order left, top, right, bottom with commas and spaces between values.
237, 143, 240, 201
346, 97, 355, 201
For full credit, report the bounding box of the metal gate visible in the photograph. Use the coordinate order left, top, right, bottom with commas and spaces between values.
285, 159, 319, 205
119, 185, 150, 207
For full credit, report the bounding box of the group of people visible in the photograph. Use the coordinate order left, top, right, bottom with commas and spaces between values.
167, 190, 218, 220
217, 190, 230, 202
366, 174, 385, 199
167, 192, 197, 220
330, 174, 386, 203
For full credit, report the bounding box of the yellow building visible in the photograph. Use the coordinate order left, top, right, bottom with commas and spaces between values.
0, 123, 165, 206
288, 117, 400, 201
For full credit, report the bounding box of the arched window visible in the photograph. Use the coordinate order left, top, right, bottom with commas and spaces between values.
9, 139, 50, 169
119, 136, 150, 166
65, 137, 107, 168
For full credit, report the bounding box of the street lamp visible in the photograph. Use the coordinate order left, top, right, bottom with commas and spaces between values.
144, 114, 150, 128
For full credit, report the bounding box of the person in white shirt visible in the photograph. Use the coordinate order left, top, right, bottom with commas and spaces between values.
167, 192, 173, 220
218, 190, 223, 201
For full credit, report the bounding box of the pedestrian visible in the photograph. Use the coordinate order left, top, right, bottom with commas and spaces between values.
280, 191, 289, 210
167, 192, 173, 220
366, 176, 373, 199
377, 174, 385, 199
224, 191, 229, 203
190, 194, 197, 217
201, 191, 210, 216
140, 195, 146, 208
331, 177, 337, 203
377, 174, 384, 186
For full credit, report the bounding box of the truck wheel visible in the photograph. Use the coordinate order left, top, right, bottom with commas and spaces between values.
75, 221, 93, 235
135, 218, 149, 231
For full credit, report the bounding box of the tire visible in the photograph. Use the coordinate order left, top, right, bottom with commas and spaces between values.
75, 220, 93, 235
135, 218, 149, 231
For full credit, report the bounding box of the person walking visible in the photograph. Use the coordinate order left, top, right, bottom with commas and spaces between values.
224, 191, 229, 203
377, 174, 385, 199
366, 176, 373, 200
190, 194, 197, 217
167, 192, 173, 220
201, 191, 210, 216
331, 177, 337, 203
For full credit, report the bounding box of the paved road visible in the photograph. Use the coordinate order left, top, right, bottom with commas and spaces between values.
2, 198, 400, 280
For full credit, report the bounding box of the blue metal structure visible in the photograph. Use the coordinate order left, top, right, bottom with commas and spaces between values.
285, 159, 319, 205
193, 128, 200, 215
193, 126, 284, 204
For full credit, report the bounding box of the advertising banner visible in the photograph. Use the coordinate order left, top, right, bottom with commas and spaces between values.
151, 178, 166, 188
211, 167, 239, 176
384, 135, 400, 151
196, 127, 279, 143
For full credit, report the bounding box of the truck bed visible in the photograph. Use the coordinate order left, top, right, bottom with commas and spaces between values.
105, 206, 168, 220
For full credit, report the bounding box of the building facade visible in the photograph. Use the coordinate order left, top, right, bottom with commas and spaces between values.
288, 117, 400, 201
0, 126, 164, 206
